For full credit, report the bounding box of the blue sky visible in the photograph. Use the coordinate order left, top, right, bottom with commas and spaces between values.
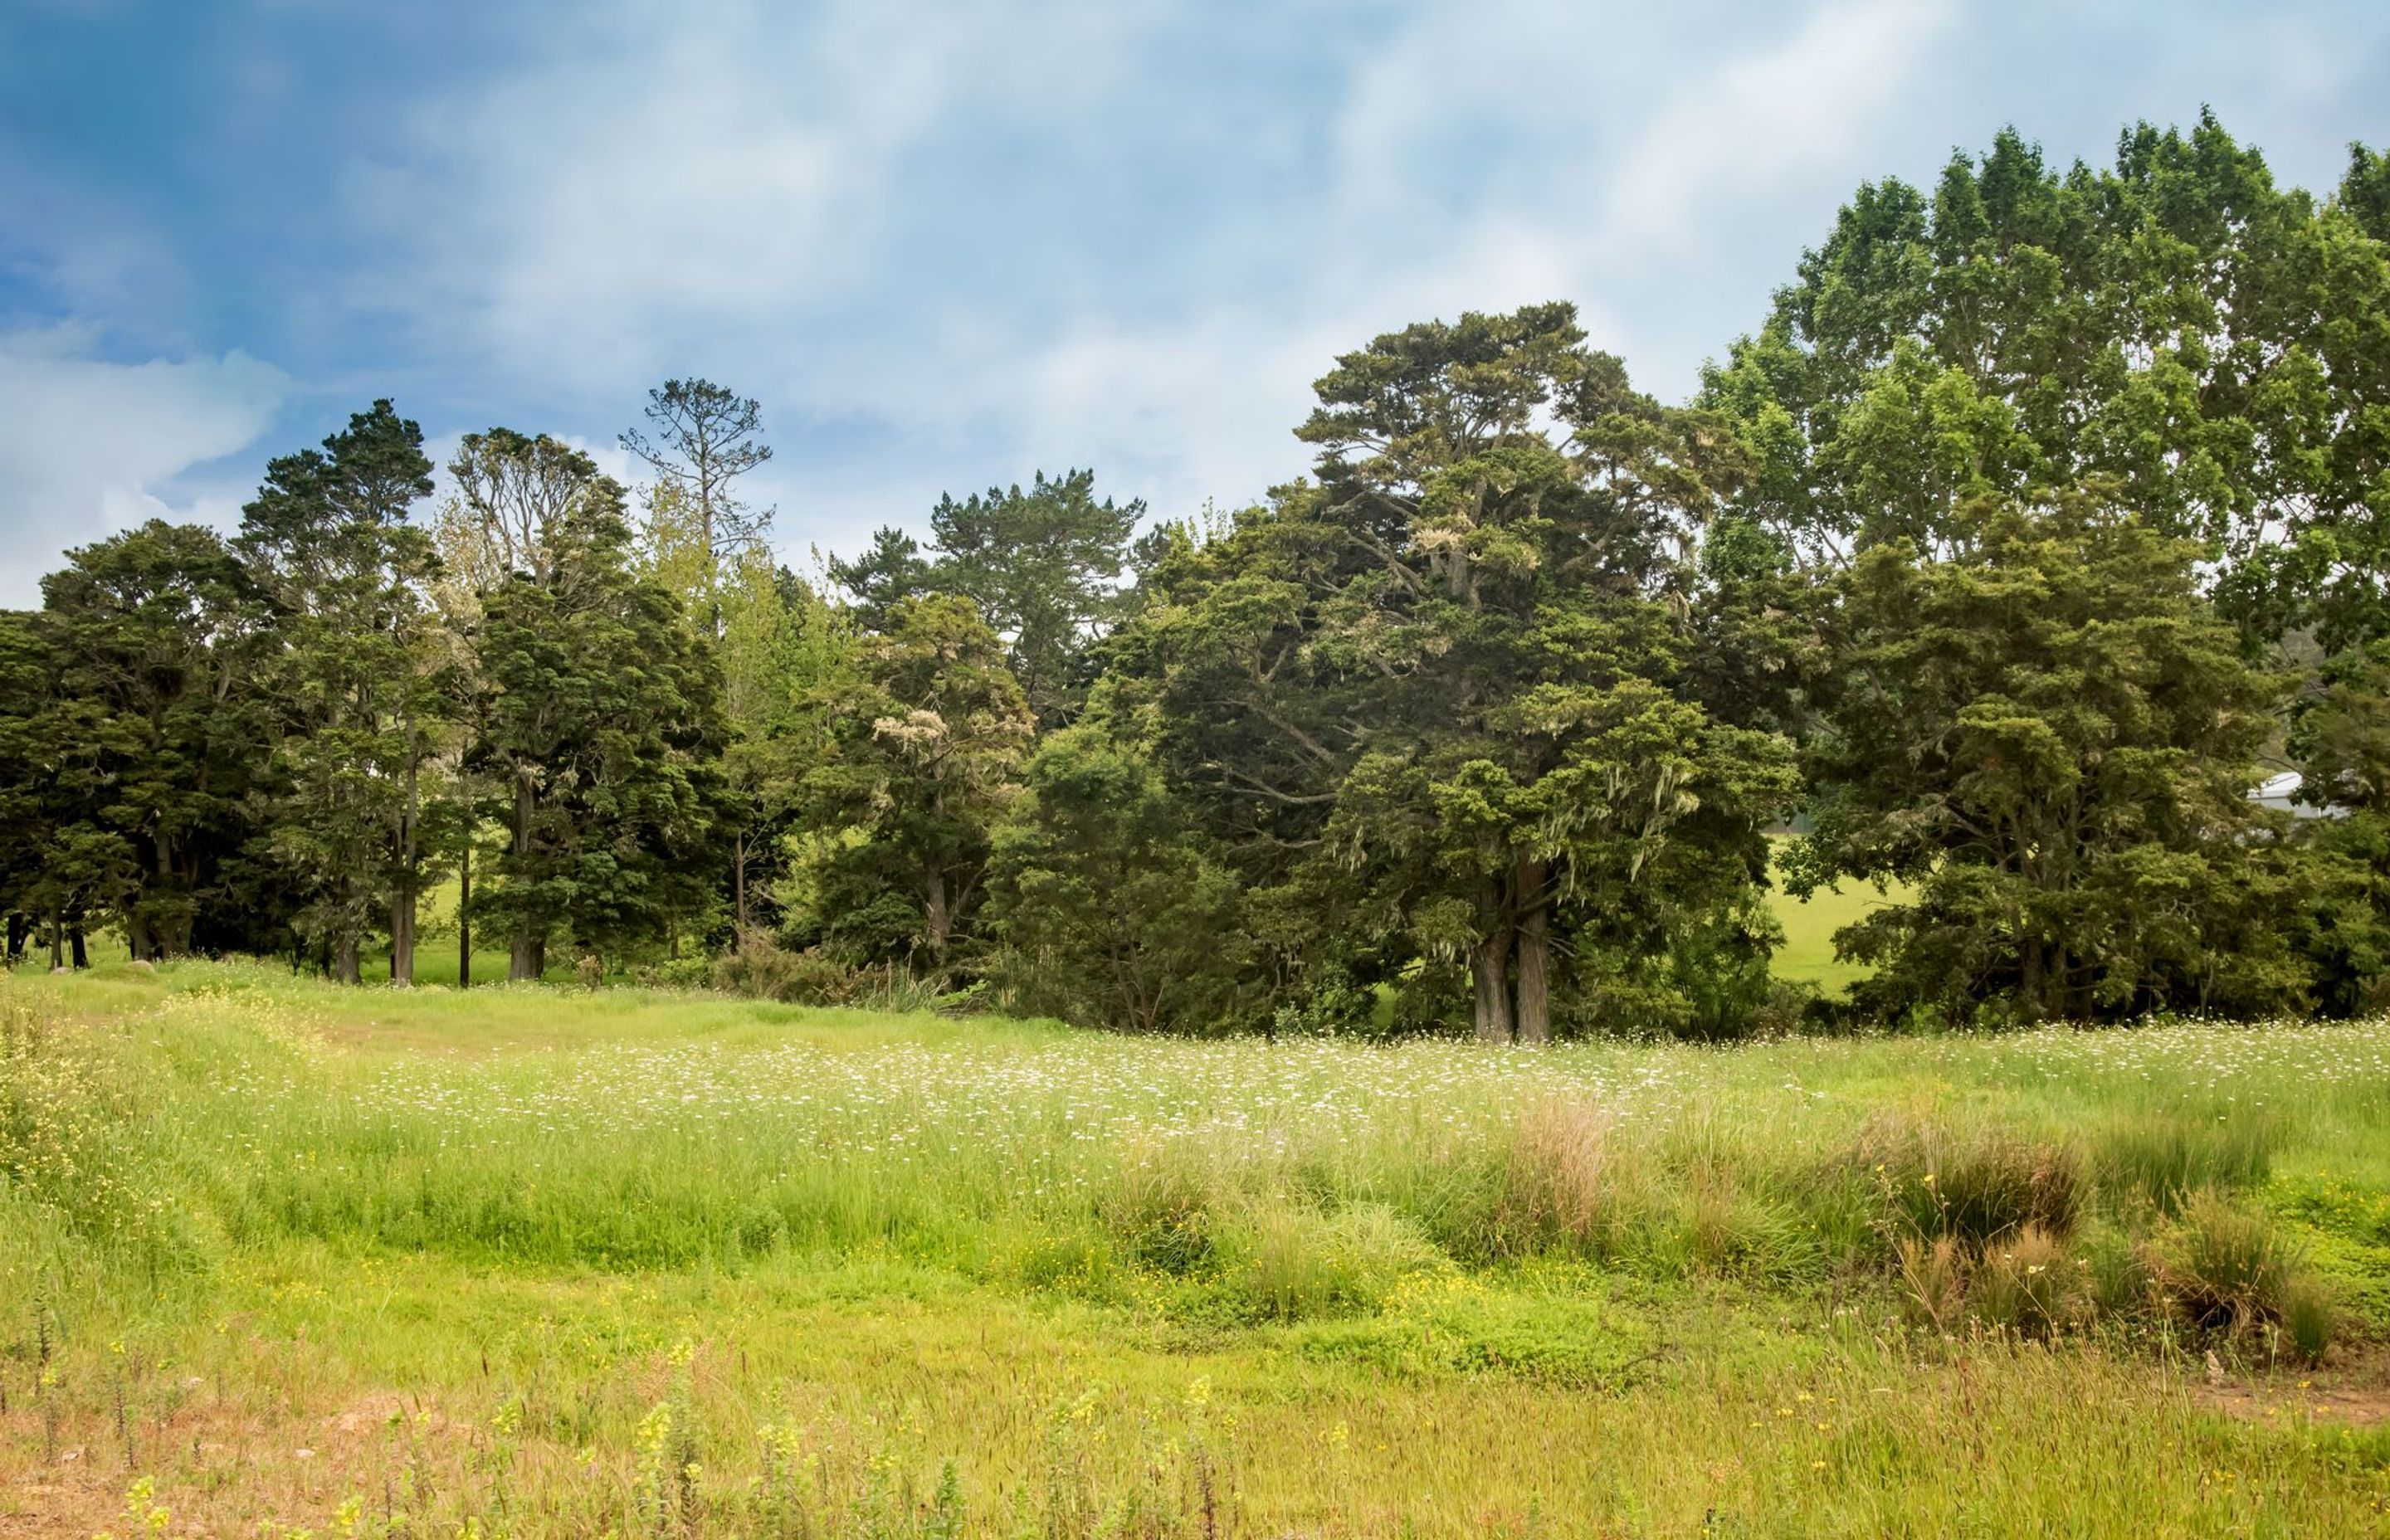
2, 0, 2386, 604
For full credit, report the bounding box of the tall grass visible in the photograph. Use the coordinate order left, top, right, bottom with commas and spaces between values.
4, 962, 2388, 1533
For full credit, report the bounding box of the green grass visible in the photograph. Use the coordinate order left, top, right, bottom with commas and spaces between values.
4, 962, 2389, 1535
1763, 837, 1913, 997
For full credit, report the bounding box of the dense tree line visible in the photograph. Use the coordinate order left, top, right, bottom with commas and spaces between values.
5, 117, 2388, 1036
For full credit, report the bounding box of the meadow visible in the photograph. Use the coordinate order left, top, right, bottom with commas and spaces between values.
2, 962, 2389, 1537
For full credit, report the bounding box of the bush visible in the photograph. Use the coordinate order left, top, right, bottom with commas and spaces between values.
713, 933, 867, 1006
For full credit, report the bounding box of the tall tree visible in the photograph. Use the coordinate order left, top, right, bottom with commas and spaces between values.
1120, 305, 1797, 1040
986, 706, 1254, 1034
793, 594, 1032, 968
37, 523, 276, 960
449, 431, 732, 979
237, 401, 445, 983
1700, 117, 2390, 654
834, 470, 1144, 724
621, 378, 773, 637
924, 470, 1144, 724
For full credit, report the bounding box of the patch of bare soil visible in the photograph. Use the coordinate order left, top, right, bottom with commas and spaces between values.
2196, 1343, 2390, 1428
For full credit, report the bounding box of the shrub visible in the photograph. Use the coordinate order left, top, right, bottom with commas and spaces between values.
713, 933, 866, 1006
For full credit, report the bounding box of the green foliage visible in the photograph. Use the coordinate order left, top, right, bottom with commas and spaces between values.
832, 470, 1143, 725
237, 399, 448, 982
2149, 1191, 2331, 1352
1794, 488, 2310, 1023
986, 719, 1254, 1034
451, 430, 732, 976
30, 521, 280, 958
793, 594, 1034, 968
1119, 304, 1798, 1040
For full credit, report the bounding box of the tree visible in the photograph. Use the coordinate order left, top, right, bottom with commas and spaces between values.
1120, 305, 1798, 1040
1790, 487, 2308, 1023
2285, 640, 2390, 1014
448, 431, 730, 978
834, 470, 1144, 724
621, 378, 773, 636
709, 554, 861, 943
824, 526, 930, 632
37, 522, 277, 960
237, 401, 446, 982
986, 707, 1254, 1033
793, 594, 1032, 968
1700, 119, 2390, 647
923, 470, 1144, 724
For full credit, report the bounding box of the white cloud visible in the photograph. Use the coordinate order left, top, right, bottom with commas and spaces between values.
355, 0, 1158, 389
0, 328, 289, 604
1606, 0, 1963, 247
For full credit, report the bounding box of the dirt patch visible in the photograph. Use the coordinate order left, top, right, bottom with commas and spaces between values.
2196, 1343, 2390, 1428
0, 1388, 472, 1538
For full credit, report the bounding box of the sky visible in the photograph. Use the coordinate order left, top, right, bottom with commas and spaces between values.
2, 0, 2386, 606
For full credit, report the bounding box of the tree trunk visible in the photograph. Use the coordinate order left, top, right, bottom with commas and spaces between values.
5, 912, 24, 963
510, 770, 542, 982
68, 925, 87, 970
925, 863, 950, 960
153, 831, 191, 958
334, 932, 360, 987
457, 840, 473, 990
2018, 930, 2045, 1021
392, 729, 419, 985
1513, 857, 1550, 1045
48, 910, 63, 970
391, 880, 415, 986
734, 831, 749, 939
125, 910, 153, 963
511, 928, 544, 982
1471, 877, 1514, 1043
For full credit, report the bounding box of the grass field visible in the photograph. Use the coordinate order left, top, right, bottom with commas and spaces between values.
1762, 842, 1910, 998
4, 963, 2389, 1536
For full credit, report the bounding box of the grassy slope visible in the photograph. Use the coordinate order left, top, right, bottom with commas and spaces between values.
2, 964, 2388, 1536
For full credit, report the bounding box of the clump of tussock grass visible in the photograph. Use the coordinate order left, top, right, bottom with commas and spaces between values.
2146, 1189, 2336, 1360
1491, 1099, 1650, 1263
1861, 1114, 2082, 1250
1097, 1139, 1221, 1277
1208, 1200, 1445, 1323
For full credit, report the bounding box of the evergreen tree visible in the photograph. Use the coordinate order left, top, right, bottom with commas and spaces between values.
449, 431, 732, 978
237, 400, 446, 982
1791, 487, 2309, 1022
986, 702, 1254, 1033
1121, 305, 1798, 1039
793, 594, 1032, 968
834, 470, 1144, 724
37, 522, 278, 959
